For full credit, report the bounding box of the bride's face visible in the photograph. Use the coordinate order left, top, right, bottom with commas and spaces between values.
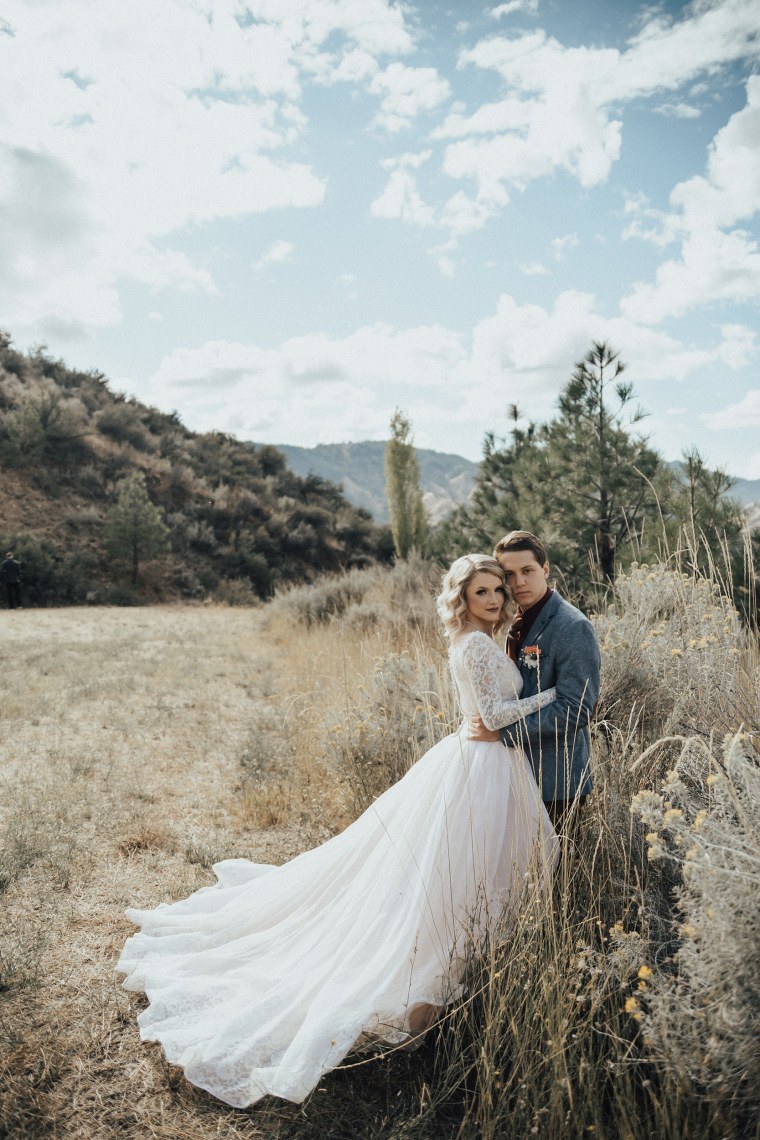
464, 571, 507, 632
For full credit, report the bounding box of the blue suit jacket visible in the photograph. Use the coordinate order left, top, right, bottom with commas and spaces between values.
500, 591, 600, 802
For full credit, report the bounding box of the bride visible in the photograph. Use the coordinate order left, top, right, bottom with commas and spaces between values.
118, 554, 558, 1108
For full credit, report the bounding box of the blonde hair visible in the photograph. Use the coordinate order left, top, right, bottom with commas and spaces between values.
436, 554, 513, 640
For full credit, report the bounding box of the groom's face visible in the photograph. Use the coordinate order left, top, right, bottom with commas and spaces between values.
496, 550, 549, 611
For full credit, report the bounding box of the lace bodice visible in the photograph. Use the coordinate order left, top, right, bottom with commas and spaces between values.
449, 630, 556, 731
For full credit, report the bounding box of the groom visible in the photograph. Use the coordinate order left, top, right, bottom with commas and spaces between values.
470, 530, 601, 829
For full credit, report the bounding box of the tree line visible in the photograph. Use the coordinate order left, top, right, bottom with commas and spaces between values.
386, 342, 752, 611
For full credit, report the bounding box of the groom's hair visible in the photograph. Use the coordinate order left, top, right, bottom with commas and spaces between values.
493, 530, 548, 565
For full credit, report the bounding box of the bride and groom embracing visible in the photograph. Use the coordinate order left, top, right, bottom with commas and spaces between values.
118, 530, 601, 1108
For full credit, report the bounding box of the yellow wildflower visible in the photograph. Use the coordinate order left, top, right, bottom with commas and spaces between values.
637, 965, 653, 981
663, 808, 683, 825
671, 648, 682, 658
625, 996, 642, 1021
693, 809, 708, 829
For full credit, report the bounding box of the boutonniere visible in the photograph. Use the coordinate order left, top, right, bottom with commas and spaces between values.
520, 644, 543, 669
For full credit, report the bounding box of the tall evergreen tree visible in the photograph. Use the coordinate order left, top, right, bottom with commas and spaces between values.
536, 341, 661, 586
432, 343, 662, 597
384, 409, 427, 559
105, 472, 169, 586
433, 341, 751, 602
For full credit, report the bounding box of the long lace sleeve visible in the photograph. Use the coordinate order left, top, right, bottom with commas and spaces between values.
460, 634, 556, 731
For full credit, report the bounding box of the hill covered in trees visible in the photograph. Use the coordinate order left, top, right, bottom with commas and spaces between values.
0, 333, 391, 605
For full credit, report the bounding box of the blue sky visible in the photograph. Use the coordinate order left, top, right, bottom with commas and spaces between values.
2, 0, 760, 477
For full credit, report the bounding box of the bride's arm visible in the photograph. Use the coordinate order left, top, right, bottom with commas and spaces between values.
461, 635, 556, 731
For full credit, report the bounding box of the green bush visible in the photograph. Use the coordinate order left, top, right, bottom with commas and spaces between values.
0, 534, 98, 606
96, 405, 153, 452
214, 578, 259, 606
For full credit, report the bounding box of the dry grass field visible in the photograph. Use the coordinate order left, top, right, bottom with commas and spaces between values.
1, 558, 758, 1139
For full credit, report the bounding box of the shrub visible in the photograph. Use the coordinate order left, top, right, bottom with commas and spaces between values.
631, 731, 760, 1117
327, 650, 453, 814
595, 562, 744, 753
96, 405, 153, 452
214, 578, 258, 606
265, 554, 440, 632
0, 534, 98, 606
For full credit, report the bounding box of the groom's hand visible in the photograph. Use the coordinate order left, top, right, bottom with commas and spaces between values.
468, 716, 501, 743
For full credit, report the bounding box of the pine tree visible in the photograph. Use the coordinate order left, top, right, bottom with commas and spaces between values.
384, 409, 427, 560
537, 341, 661, 586
432, 342, 750, 603
105, 473, 169, 586
659, 447, 746, 583
431, 343, 661, 597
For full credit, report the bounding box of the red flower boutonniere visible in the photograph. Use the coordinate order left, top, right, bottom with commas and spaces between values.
520, 644, 543, 670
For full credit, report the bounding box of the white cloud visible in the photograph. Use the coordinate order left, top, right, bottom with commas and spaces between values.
439, 191, 498, 237
126, 248, 218, 294
468, 290, 751, 419
622, 76, 760, 323
491, 1, 539, 17
370, 170, 436, 226
0, 0, 421, 341
654, 101, 701, 119
143, 323, 470, 448
714, 323, 757, 370
702, 388, 760, 429
551, 233, 579, 260
380, 149, 432, 170
324, 47, 379, 85
742, 451, 760, 479
253, 240, 295, 270
433, 1, 760, 210
133, 289, 752, 458
369, 62, 450, 133
520, 261, 549, 275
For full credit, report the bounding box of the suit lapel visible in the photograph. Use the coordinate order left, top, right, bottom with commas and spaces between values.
511, 592, 560, 693
523, 591, 560, 647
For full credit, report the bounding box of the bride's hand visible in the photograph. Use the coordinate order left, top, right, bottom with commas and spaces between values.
467, 716, 501, 743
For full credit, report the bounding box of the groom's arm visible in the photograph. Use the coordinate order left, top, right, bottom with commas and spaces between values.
500, 620, 600, 751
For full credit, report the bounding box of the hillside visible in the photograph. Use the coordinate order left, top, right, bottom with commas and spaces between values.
267, 441, 478, 524
730, 475, 760, 506
0, 333, 391, 604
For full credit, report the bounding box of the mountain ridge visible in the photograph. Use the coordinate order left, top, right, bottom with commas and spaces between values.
265, 441, 478, 524
265, 441, 759, 524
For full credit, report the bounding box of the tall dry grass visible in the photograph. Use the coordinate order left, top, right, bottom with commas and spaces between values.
0, 550, 758, 1138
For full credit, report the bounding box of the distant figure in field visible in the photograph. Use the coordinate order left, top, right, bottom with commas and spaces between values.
0, 552, 21, 609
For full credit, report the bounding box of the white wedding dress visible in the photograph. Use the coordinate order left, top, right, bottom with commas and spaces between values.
117, 630, 558, 1108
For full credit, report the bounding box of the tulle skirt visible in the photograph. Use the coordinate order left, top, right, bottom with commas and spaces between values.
117, 728, 557, 1107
